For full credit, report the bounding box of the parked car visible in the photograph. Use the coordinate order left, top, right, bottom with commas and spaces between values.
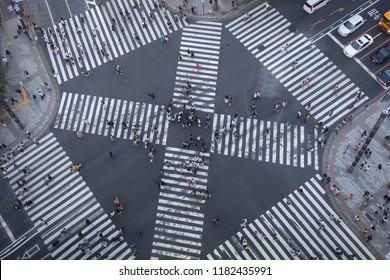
377, 68, 390, 87
338, 15, 365, 37
343, 34, 373, 58
371, 43, 390, 64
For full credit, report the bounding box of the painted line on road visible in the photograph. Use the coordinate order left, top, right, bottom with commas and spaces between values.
0, 214, 16, 242
65, 0, 73, 17
328, 29, 387, 89
44, 0, 55, 26
309, 0, 380, 43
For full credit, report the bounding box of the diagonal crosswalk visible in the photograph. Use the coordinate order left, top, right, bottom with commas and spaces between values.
54, 92, 169, 145
210, 113, 319, 170
206, 174, 376, 260
173, 21, 222, 113
150, 147, 210, 260
44, 0, 188, 84
225, 3, 369, 127
1, 133, 135, 259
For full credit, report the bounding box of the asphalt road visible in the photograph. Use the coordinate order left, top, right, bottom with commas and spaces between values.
3, 0, 388, 260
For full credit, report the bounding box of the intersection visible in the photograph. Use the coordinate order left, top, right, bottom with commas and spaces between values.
1, 0, 389, 260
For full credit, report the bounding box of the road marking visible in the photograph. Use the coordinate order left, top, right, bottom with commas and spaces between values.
309, 0, 380, 43
329, 7, 345, 16
0, 214, 16, 242
44, 0, 55, 26
22, 244, 40, 259
308, 18, 326, 30
64, 0, 73, 17
328, 32, 386, 88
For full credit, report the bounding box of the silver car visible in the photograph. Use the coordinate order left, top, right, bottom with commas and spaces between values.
338, 15, 365, 37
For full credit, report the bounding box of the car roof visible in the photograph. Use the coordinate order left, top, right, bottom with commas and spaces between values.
305, 0, 322, 5
355, 34, 372, 44
348, 14, 363, 24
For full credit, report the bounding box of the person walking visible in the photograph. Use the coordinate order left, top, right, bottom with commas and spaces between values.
212, 217, 220, 224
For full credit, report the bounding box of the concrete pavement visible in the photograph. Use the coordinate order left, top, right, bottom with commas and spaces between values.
325, 96, 390, 259
165, 0, 258, 21
0, 6, 58, 150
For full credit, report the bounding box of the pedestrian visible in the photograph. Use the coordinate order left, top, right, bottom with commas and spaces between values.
11, 97, 18, 105
148, 92, 156, 102
109, 151, 115, 159
291, 60, 298, 70
353, 215, 360, 222
76, 130, 84, 138
33, 137, 40, 145
40, 218, 48, 225
110, 210, 116, 218
297, 110, 302, 119
195, 63, 201, 70
286, 198, 292, 205
84, 71, 91, 79
37, 89, 45, 100
24, 70, 30, 78
318, 224, 325, 230
297, 187, 304, 195
24, 129, 31, 139
365, 234, 373, 242
43, 82, 51, 90
333, 83, 339, 96
347, 115, 352, 124
329, 109, 333, 117
212, 217, 220, 224
224, 95, 229, 105
378, 163, 382, 170
136, 230, 144, 238
281, 43, 289, 54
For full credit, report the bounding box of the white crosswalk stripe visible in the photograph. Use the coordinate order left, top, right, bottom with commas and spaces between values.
174, 21, 222, 113
210, 113, 319, 170
225, 3, 369, 127
1, 133, 136, 260
206, 174, 376, 260
43, 0, 188, 84
151, 147, 210, 259
54, 92, 169, 145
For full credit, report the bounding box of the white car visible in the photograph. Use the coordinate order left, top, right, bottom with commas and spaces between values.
338, 15, 365, 37
343, 34, 373, 58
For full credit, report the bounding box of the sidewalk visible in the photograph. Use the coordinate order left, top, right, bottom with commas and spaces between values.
165, 0, 258, 21
0, 6, 58, 150
325, 98, 390, 259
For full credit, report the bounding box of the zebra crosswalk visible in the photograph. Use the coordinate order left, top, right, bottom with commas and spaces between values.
44, 0, 188, 84
1, 133, 135, 259
206, 174, 376, 260
225, 3, 369, 127
151, 147, 210, 259
210, 113, 319, 170
54, 92, 169, 145
173, 21, 222, 113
